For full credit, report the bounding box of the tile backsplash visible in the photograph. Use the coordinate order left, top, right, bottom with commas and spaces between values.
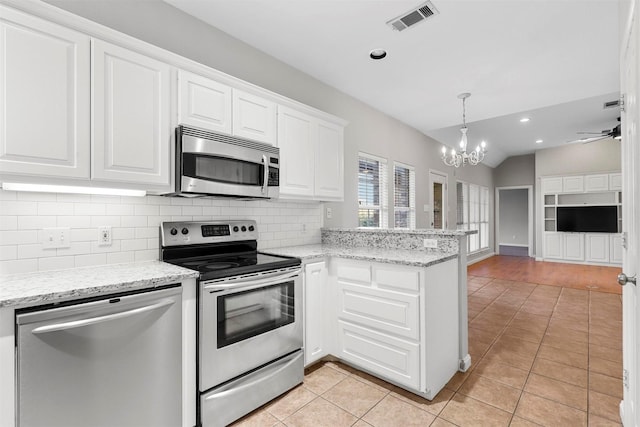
0, 190, 323, 275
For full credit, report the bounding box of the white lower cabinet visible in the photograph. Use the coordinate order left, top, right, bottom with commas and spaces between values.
585, 233, 610, 263
610, 234, 623, 264
544, 232, 564, 259
563, 233, 585, 261
303, 261, 328, 366
330, 258, 458, 398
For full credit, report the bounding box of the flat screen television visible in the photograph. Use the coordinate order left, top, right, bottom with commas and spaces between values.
556, 206, 618, 233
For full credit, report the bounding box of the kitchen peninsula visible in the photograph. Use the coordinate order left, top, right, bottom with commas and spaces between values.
266, 227, 473, 400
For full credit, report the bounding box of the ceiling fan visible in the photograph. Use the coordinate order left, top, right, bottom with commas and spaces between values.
568, 118, 621, 144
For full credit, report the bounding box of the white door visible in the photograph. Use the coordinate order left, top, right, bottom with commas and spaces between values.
92, 40, 171, 187
620, 1, 639, 425
429, 171, 448, 229
0, 6, 90, 179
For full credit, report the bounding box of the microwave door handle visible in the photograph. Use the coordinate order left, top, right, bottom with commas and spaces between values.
203, 268, 301, 292
262, 155, 268, 195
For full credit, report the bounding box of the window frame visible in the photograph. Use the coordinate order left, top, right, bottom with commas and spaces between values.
457, 180, 490, 253
357, 152, 388, 228
393, 161, 416, 229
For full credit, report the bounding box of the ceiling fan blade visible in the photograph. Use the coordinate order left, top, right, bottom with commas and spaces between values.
576, 130, 610, 135
566, 135, 608, 144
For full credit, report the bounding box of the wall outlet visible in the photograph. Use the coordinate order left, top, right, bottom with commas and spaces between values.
42, 227, 70, 249
98, 226, 112, 246
423, 238, 438, 249
326, 207, 332, 219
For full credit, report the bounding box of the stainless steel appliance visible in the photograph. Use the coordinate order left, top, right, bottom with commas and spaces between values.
160, 220, 302, 427
172, 125, 280, 199
16, 285, 182, 427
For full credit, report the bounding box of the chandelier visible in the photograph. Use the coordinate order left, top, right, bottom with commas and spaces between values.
441, 93, 487, 167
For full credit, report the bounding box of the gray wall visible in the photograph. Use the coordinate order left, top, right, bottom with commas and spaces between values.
45, 0, 495, 256
494, 154, 535, 188
534, 138, 621, 257
498, 189, 529, 246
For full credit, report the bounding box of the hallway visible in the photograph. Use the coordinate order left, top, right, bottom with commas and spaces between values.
231, 256, 623, 426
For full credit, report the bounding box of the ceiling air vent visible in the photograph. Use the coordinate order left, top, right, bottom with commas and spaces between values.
387, 1, 439, 32
603, 99, 620, 109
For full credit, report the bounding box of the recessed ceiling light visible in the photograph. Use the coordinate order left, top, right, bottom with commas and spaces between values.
369, 49, 387, 60
535, 139, 543, 144
520, 117, 530, 123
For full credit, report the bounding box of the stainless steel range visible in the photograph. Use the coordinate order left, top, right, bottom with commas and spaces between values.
160, 220, 303, 427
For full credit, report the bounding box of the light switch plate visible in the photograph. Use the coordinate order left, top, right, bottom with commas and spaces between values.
423, 238, 438, 249
42, 227, 70, 249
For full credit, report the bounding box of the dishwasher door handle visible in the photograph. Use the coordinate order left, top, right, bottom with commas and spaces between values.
31, 298, 176, 334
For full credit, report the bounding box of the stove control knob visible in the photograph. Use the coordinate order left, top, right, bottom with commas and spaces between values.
170, 228, 178, 236
233, 226, 239, 233
248, 225, 255, 232
241, 226, 247, 232
181, 228, 189, 235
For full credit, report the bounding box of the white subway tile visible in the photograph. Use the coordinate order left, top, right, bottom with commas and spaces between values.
134, 249, 158, 262
134, 204, 160, 216
122, 195, 148, 205
0, 216, 18, 230
71, 228, 96, 242
90, 195, 121, 204
121, 216, 148, 227
18, 243, 55, 259
18, 216, 57, 230
38, 256, 75, 272
17, 192, 57, 202
38, 202, 74, 215
107, 251, 135, 264
1, 230, 38, 245
57, 193, 90, 203
91, 241, 122, 253
182, 206, 203, 216
112, 227, 136, 240
74, 203, 106, 216
0, 259, 38, 275
0, 246, 17, 261
201, 206, 221, 216
2, 201, 38, 215
106, 204, 135, 216
145, 195, 167, 205
57, 215, 91, 228
57, 241, 92, 256
192, 198, 213, 206
121, 239, 147, 251
147, 216, 171, 227
135, 227, 158, 239
90, 216, 121, 227
170, 198, 193, 206
74, 253, 106, 268
147, 238, 159, 249
0, 190, 17, 200
159, 205, 182, 216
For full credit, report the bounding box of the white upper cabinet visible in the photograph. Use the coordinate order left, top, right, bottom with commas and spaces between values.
562, 175, 584, 193
585, 174, 609, 192
0, 6, 90, 179
232, 89, 276, 144
277, 106, 345, 201
277, 106, 315, 197
541, 177, 563, 194
178, 70, 232, 134
315, 120, 344, 200
92, 40, 172, 186
609, 173, 622, 191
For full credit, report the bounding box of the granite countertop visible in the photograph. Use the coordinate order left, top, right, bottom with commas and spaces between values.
322, 227, 477, 236
264, 244, 458, 267
0, 261, 199, 309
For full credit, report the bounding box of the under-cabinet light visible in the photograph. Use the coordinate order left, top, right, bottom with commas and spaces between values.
1, 182, 146, 197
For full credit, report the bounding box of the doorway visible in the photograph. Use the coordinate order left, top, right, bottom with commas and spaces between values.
429, 170, 448, 229
495, 186, 533, 257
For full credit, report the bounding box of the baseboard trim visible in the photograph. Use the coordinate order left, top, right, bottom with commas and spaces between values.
467, 251, 495, 266
459, 354, 472, 372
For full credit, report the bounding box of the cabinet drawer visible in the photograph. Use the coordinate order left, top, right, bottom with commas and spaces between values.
374, 265, 420, 293
335, 262, 371, 284
337, 320, 419, 390
337, 282, 419, 340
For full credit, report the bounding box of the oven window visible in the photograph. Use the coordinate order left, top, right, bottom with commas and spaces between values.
217, 281, 294, 348
184, 153, 263, 186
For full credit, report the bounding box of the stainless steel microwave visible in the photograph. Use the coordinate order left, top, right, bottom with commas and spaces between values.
172, 125, 279, 199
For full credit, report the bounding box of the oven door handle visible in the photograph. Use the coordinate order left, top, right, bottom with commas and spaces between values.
203, 267, 301, 292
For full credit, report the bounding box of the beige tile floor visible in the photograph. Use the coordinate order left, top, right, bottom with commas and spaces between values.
231, 275, 623, 426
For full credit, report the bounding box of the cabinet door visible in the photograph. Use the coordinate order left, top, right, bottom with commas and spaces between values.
314, 120, 344, 200
562, 176, 584, 193
585, 174, 609, 192
337, 320, 419, 389
609, 173, 622, 191
585, 233, 610, 263
232, 90, 276, 144
304, 261, 327, 366
277, 106, 315, 197
610, 234, 623, 264
178, 70, 231, 134
92, 40, 171, 186
541, 177, 563, 194
563, 233, 585, 261
544, 232, 563, 259
0, 7, 90, 178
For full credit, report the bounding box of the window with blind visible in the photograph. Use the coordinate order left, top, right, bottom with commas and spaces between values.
457, 181, 489, 253
358, 153, 388, 228
394, 163, 416, 229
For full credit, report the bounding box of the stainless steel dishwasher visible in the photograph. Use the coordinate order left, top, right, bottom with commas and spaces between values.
16, 285, 182, 427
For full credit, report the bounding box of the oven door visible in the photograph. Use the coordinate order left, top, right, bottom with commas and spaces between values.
199, 267, 302, 390
180, 130, 279, 198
